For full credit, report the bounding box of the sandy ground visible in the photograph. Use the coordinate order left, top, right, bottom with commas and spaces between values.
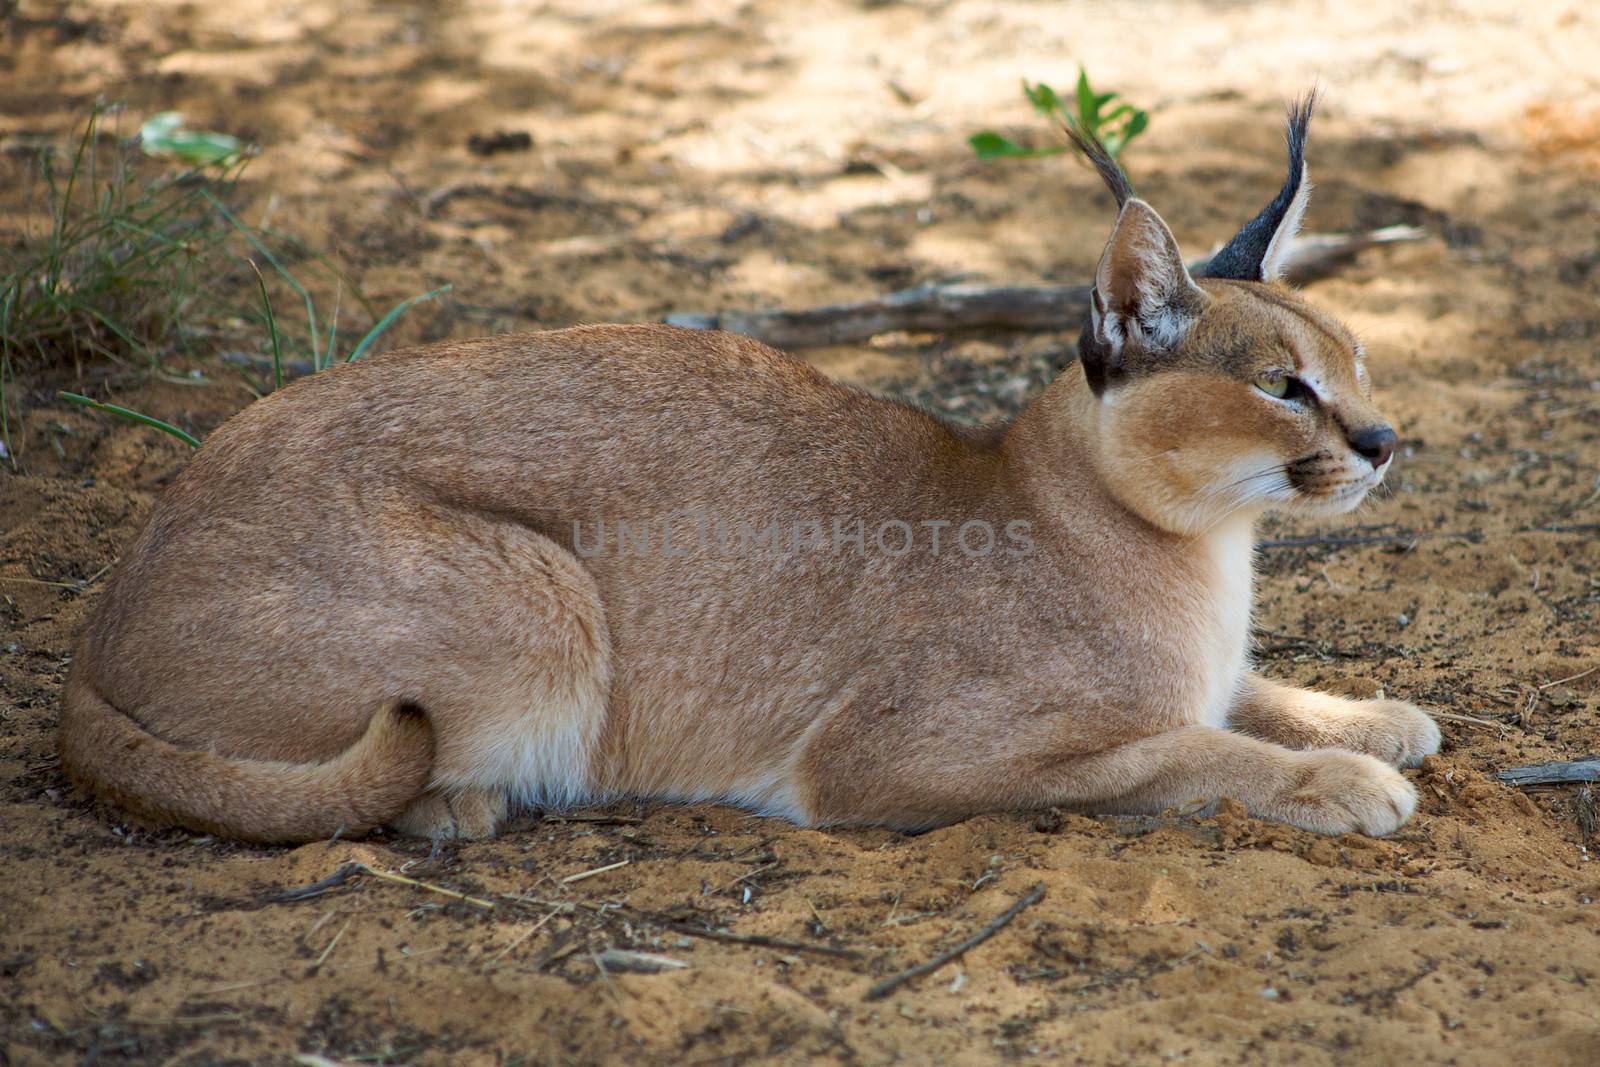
3, 0, 1600, 1063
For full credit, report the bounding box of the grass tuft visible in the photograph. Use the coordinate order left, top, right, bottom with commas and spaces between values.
0, 101, 451, 461
0, 102, 240, 371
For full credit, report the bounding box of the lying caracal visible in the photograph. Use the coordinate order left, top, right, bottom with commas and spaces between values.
60, 97, 1439, 843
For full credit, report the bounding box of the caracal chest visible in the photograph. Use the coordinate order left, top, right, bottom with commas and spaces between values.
995, 519, 1257, 729
854, 520, 1255, 730
1188, 518, 1257, 727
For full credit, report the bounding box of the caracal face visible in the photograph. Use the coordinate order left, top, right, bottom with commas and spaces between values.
1094, 279, 1396, 537
1067, 96, 1397, 539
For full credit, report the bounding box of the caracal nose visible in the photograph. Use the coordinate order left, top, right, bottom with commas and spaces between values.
1349, 425, 1397, 468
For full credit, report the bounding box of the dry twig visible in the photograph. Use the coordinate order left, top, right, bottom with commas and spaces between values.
633, 910, 862, 959
1539, 665, 1598, 690
863, 883, 1045, 1000
1431, 710, 1509, 735
560, 859, 630, 884
263, 862, 495, 910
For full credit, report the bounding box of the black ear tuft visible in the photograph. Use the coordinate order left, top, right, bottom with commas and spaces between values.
1063, 123, 1133, 209
1077, 301, 1115, 396
1201, 92, 1316, 282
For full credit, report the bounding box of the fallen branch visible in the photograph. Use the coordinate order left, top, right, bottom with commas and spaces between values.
667, 227, 1424, 349
863, 882, 1045, 1001
668, 283, 1092, 349
1496, 758, 1600, 787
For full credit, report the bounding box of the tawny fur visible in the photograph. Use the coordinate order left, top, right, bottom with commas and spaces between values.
59, 108, 1439, 843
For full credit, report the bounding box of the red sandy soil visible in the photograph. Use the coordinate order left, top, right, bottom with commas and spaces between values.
3, 1, 1598, 1063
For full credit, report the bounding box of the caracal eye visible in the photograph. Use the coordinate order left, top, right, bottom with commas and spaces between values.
1254, 370, 1290, 399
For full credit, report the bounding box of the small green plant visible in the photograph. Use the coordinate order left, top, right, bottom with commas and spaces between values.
216, 195, 451, 377
3, 102, 449, 459
52, 275, 449, 450
0, 102, 241, 371
970, 69, 1150, 163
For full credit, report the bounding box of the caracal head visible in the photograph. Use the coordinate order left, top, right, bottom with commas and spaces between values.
1068, 94, 1396, 538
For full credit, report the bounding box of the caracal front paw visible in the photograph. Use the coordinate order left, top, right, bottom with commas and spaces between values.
1341, 699, 1441, 768
1266, 750, 1418, 837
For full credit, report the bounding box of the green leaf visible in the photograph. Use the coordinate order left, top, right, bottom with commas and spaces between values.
968, 132, 1066, 160
322, 286, 342, 372
59, 392, 202, 448
970, 131, 1031, 159
346, 285, 452, 363
249, 260, 284, 391
138, 112, 248, 168
1023, 81, 1060, 117
1076, 70, 1097, 129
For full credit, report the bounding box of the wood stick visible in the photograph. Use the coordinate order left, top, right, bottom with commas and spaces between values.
1260, 524, 1597, 553
308, 919, 351, 972
1539, 665, 1598, 690
638, 913, 863, 960
487, 905, 567, 966
666, 228, 1424, 349
545, 812, 644, 825
354, 863, 497, 909
560, 859, 630, 884
108, 1012, 245, 1027
863, 883, 1045, 1001
667, 282, 1093, 349
1496, 759, 1600, 787
485, 890, 864, 960
1431, 711, 1508, 734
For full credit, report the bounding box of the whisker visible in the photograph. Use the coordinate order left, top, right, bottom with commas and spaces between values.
1179, 462, 1301, 536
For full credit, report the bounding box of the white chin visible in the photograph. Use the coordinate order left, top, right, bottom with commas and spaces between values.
1289, 484, 1373, 517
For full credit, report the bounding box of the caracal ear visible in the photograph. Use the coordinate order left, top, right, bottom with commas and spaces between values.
1203, 93, 1315, 283
1082, 198, 1209, 392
